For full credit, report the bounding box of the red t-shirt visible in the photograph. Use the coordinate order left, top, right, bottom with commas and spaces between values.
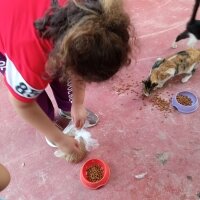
0, 0, 66, 102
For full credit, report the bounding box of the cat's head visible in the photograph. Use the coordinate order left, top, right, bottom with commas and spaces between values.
142, 78, 158, 96
142, 58, 165, 96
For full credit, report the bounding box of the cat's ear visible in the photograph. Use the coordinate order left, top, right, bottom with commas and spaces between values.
152, 82, 158, 88
142, 79, 151, 87
142, 80, 146, 84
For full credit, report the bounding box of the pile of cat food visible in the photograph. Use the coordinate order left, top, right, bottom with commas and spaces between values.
150, 95, 171, 112
86, 165, 104, 182
176, 95, 192, 106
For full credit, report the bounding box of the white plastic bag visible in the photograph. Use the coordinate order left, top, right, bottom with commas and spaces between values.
54, 121, 99, 161
63, 121, 99, 151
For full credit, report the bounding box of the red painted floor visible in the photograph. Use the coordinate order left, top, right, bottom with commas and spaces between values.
1, 0, 200, 199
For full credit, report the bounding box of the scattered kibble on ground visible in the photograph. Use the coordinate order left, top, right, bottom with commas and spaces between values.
86, 165, 104, 182
150, 95, 172, 112
111, 75, 174, 114
111, 74, 140, 96
176, 95, 192, 106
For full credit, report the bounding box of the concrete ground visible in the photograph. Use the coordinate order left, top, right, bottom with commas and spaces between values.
1, 0, 200, 199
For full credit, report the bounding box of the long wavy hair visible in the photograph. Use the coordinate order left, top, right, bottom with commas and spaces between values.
34, 0, 135, 82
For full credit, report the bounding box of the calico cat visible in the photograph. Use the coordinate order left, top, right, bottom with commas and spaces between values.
142, 48, 200, 96
172, 0, 200, 48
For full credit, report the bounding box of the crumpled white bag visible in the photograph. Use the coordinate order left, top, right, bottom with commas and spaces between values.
54, 121, 99, 160
63, 121, 99, 151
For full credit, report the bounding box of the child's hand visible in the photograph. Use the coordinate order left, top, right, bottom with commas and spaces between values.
71, 104, 87, 129
57, 135, 81, 155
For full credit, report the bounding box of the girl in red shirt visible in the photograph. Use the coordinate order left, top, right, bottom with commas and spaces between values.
0, 0, 133, 157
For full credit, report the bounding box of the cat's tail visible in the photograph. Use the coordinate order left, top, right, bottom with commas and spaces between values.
188, 0, 200, 24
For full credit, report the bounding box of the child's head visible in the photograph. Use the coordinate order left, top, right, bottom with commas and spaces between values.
35, 0, 135, 82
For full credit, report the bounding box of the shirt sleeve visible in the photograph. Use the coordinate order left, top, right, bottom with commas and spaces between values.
4, 54, 47, 103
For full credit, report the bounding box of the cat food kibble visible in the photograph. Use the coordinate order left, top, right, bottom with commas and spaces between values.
86, 165, 104, 182
176, 95, 192, 106
151, 95, 171, 112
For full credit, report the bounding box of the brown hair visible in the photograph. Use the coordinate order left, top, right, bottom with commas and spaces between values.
34, 0, 135, 82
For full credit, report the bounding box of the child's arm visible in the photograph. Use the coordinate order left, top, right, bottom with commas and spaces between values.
71, 74, 87, 129
8, 92, 81, 155
0, 164, 10, 192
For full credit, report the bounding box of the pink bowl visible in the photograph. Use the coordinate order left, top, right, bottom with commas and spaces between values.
80, 158, 110, 189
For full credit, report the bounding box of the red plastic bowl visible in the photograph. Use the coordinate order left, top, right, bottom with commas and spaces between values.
80, 158, 110, 189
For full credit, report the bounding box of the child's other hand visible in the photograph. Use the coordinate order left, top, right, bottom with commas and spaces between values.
71, 104, 87, 129
57, 135, 80, 155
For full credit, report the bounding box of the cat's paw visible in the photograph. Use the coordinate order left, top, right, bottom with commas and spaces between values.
171, 42, 177, 49
181, 75, 192, 83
